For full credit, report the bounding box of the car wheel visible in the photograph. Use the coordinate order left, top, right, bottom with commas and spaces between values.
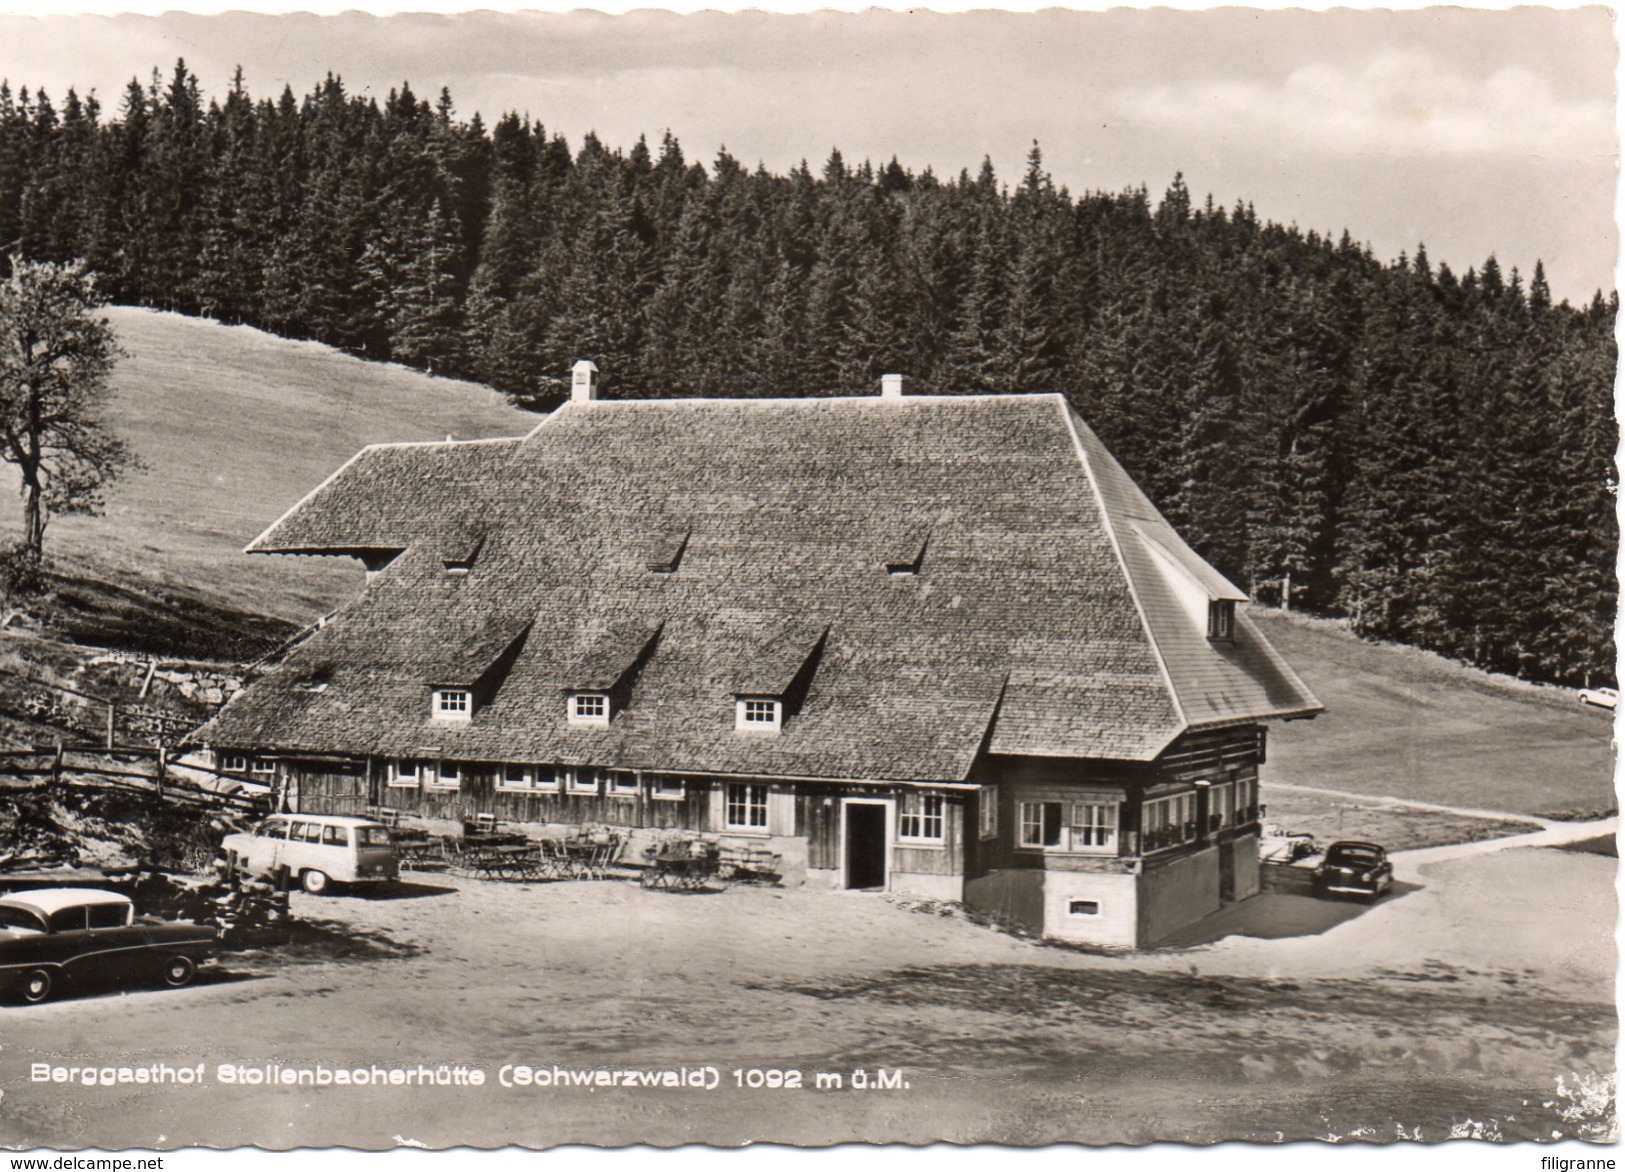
300, 869, 330, 895
160, 956, 196, 988
20, 968, 52, 1004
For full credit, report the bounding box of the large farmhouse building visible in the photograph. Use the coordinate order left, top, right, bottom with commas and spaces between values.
197, 368, 1321, 947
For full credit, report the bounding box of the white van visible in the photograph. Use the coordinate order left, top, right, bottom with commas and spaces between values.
220, 814, 399, 894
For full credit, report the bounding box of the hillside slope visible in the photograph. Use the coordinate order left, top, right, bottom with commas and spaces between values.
4, 308, 538, 623
1254, 610, 1615, 819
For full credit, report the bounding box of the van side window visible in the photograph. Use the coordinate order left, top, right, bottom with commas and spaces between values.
322, 825, 348, 846
258, 820, 287, 839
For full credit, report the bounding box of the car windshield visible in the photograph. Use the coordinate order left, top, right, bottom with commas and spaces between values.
356, 826, 392, 846
0, 905, 45, 934
1327, 844, 1381, 865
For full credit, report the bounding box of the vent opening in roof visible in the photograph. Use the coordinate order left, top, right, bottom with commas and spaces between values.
645, 530, 690, 574
442, 533, 485, 575
885, 531, 930, 576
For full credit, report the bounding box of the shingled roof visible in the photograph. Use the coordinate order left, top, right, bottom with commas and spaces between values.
200, 393, 1320, 780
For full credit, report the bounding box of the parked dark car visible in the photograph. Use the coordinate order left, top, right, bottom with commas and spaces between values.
1312, 841, 1394, 902
0, 888, 217, 1004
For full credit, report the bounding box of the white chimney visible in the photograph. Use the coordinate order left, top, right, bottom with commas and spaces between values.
880, 373, 908, 399
571, 359, 600, 403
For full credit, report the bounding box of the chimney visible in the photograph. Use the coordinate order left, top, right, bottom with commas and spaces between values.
571, 359, 600, 404
880, 373, 909, 399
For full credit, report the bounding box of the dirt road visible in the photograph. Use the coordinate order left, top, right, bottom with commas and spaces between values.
0, 841, 1612, 1149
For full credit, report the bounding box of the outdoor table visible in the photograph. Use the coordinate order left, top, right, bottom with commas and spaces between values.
467, 843, 545, 881
640, 850, 717, 891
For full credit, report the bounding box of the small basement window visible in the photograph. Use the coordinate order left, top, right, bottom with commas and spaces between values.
433, 688, 472, 720
735, 697, 782, 733
568, 693, 610, 726
1207, 600, 1236, 642
1069, 900, 1100, 916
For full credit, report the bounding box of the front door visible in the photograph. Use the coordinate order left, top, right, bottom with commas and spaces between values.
844, 802, 888, 890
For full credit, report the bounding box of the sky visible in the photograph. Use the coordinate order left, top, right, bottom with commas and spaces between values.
0, 6, 1614, 304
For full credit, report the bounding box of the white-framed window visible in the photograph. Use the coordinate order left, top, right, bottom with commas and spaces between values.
651, 776, 687, 801
1207, 781, 1235, 832
1207, 600, 1235, 642
1020, 801, 1064, 849
250, 758, 276, 776
498, 763, 542, 791
568, 692, 610, 725
898, 791, 945, 843
735, 697, 782, 733
428, 760, 461, 790
221, 753, 249, 774
1070, 802, 1117, 852
1235, 776, 1259, 825
725, 782, 769, 830
1143, 791, 1199, 853
433, 688, 472, 720
978, 785, 998, 840
607, 770, 639, 796
1018, 799, 1118, 855
387, 759, 421, 788
569, 767, 599, 794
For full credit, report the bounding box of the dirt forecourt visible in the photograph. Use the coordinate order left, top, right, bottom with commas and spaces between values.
0, 834, 1612, 1150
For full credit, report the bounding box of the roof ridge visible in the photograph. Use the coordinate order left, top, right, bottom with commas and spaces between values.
536, 392, 1067, 409
1056, 397, 1188, 729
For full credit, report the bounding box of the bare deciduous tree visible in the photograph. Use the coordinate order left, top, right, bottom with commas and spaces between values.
0, 257, 135, 569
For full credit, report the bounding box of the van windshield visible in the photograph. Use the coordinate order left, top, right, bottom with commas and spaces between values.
357, 826, 392, 846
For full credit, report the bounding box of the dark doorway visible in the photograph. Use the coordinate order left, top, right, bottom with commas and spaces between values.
844, 803, 888, 890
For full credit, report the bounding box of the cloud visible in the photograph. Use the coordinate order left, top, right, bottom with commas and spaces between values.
1114, 47, 1614, 160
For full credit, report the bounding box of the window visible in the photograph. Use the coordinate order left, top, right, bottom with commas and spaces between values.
428, 760, 461, 789
322, 824, 348, 846
1235, 776, 1259, 825
1068, 900, 1100, 917
221, 753, 249, 774
1018, 800, 1118, 854
49, 907, 87, 933
735, 697, 782, 733
569, 768, 599, 795
250, 758, 275, 776
387, 759, 420, 788
1207, 781, 1235, 832
978, 785, 998, 840
651, 776, 687, 801
498, 763, 534, 790
1019, 802, 1065, 848
434, 689, 472, 720
898, 792, 945, 842
569, 693, 609, 725
725, 783, 769, 830
87, 902, 129, 929
1208, 600, 1235, 642
608, 771, 639, 796
1071, 803, 1118, 851
1143, 792, 1200, 853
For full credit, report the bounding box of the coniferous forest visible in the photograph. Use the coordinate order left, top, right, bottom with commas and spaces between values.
0, 63, 1615, 687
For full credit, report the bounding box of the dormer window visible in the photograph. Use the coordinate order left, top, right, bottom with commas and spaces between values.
1207, 600, 1236, 643
433, 688, 472, 720
736, 696, 783, 734
569, 692, 610, 725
